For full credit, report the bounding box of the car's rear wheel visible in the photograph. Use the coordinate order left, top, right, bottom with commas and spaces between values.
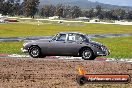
29, 46, 45, 58
81, 48, 96, 60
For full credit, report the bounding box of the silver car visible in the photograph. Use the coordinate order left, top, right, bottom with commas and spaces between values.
21, 32, 109, 60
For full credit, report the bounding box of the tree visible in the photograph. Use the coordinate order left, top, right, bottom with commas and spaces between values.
71, 6, 81, 18
7, 0, 14, 3
96, 5, 104, 19
49, 5, 56, 17
0, 0, 22, 16
40, 5, 56, 17
1, 1, 14, 15
23, 0, 40, 18
63, 5, 72, 18
84, 8, 95, 18
12, 2, 21, 15
55, 4, 64, 19
110, 9, 125, 20
0, 0, 4, 14
40, 5, 50, 17
125, 11, 132, 20
102, 10, 111, 20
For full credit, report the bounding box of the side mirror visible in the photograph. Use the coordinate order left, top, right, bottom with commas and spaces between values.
49, 39, 53, 42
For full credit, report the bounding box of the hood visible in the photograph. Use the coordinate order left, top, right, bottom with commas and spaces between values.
89, 41, 103, 47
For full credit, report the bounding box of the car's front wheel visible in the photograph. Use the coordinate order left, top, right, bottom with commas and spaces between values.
29, 46, 45, 58
81, 48, 96, 60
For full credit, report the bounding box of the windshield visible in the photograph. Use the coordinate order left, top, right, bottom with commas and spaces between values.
52, 34, 59, 41
56, 34, 66, 41
51, 33, 66, 41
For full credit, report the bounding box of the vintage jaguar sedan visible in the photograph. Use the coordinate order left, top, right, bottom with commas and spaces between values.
21, 32, 109, 60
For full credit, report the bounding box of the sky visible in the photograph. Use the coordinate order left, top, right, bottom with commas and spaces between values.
88, 0, 132, 6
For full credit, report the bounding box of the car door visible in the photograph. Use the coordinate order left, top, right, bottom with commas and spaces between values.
64, 34, 82, 55
46, 34, 67, 55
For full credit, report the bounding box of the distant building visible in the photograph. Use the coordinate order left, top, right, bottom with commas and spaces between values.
0, 14, 7, 23
76, 17, 90, 22
49, 16, 59, 20
0, 14, 4, 18
90, 19, 100, 22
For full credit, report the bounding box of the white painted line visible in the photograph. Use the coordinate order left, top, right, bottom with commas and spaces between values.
0, 54, 132, 63
8, 54, 30, 58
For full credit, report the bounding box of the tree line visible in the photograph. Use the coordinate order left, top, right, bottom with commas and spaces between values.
0, 0, 132, 20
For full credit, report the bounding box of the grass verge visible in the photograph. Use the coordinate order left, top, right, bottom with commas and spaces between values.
0, 42, 23, 54
94, 37, 132, 59
0, 23, 132, 37
0, 37, 132, 59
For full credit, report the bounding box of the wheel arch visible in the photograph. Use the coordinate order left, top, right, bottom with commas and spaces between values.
78, 46, 95, 56
28, 45, 41, 51
28, 45, 45, 58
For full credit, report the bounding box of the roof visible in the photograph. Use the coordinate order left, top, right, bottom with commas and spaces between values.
59, 32, 86, 35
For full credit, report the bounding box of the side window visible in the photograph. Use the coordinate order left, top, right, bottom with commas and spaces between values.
67, 34, 76, 42
68, 36, 76, 41
76, 35, 84, 42
57, 34, 66, 41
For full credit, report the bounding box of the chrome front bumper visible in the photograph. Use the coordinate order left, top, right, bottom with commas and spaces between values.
21, 48, 28, 53
97, 50, 110, 56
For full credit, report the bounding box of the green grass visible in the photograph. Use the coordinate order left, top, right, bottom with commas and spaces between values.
0, 37, 132, 59
94, 37, 132, 59
0, 23, 132, 37
0, 42, 23, 54
0, 22, 132, 58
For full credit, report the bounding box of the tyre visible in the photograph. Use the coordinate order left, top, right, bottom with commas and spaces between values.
29, 46, 45, 58
81, 48, 96, 60
76, 75, 87, 85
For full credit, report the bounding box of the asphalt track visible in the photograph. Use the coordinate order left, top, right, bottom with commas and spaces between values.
0, 34, 132, 42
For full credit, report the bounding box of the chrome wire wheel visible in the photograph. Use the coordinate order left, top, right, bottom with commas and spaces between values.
82, 50, 92, 59
81, 48, 96, 60
31, 48, 39, 57
29, 46, 41, 58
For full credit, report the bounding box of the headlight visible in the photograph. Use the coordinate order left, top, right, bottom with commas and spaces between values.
101, 46, 107, 52
23, 42, 28, 46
